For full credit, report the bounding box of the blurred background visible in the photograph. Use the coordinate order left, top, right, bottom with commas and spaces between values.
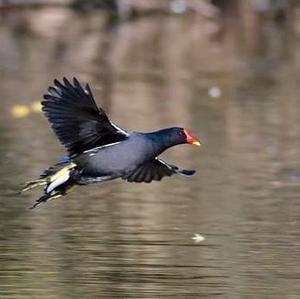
1, 0, 300, 298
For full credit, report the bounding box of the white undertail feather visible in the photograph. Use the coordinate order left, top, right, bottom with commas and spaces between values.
22, 162, 77, 194
46, 171, 70, 193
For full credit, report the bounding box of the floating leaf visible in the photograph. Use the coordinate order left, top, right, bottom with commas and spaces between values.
192, 233, 205, 243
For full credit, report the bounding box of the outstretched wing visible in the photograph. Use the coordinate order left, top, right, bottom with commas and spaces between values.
42, 77, 129, 157
122, 158, 195, 183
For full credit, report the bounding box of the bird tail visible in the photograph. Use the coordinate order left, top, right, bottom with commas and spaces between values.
21, 161, 78, 209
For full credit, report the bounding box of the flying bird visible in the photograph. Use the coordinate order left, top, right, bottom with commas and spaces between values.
22, 78, 200, 208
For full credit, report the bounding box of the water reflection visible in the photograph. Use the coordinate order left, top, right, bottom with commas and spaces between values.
1, 5, 300, 298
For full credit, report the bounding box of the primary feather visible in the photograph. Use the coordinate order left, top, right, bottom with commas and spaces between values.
42, 77, 128, 157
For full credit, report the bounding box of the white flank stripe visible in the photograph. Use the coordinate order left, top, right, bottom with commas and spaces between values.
110, 122, 129, 136
84, 141, 121, 154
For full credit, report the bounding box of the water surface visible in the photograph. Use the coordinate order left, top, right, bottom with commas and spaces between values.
1, 7, 300, 298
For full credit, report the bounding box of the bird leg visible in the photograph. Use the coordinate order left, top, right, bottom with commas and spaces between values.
21, 179, 47, 192
30, 192, 63, 209
29, 184, 76, 209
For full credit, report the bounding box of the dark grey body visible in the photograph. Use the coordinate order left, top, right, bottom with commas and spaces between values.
74, 131, 178, 181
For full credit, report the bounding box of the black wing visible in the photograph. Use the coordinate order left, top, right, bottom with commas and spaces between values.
122, 158, 195, 183
42, 77, 129, 157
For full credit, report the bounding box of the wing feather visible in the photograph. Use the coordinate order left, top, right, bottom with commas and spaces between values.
122, 158, 195, 183
42, 77, 128, 157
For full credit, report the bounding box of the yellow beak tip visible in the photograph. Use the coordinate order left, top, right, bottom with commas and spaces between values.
192, 141, 201, 146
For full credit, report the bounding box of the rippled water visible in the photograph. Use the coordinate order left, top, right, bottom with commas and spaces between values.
1, 6, 300, 298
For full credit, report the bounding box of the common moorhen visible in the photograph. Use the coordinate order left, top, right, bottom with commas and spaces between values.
22, 78, 200, 208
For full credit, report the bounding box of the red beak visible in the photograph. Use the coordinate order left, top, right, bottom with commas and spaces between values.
183, 128, 200, 146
